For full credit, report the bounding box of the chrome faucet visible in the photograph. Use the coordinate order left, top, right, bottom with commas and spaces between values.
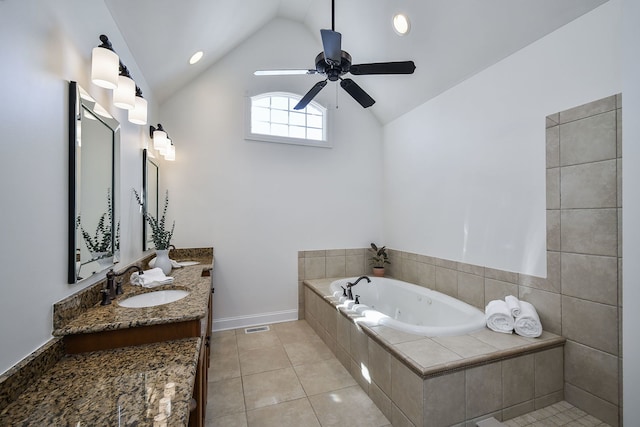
102, 266, 143, 305
346, 276, 371, 300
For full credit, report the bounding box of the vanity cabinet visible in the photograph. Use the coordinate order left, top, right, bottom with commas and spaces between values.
55, 261, 214, 427
190, 286, 213, 427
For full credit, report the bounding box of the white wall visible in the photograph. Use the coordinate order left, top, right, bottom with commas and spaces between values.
161, 18, 383, 327
622, 0, 640, 423
383, 1, 621, 278
0, 1, 152, 374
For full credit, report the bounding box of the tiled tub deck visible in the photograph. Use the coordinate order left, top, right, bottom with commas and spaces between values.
304, 278, 566, 427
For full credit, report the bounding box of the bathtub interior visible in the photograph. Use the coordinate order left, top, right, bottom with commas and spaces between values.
330, 277, 486, 335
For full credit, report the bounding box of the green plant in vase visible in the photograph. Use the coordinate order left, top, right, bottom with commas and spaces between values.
368, 243, 390, 276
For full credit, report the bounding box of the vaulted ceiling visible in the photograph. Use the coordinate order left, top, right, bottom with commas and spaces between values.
105, 0, 608, 124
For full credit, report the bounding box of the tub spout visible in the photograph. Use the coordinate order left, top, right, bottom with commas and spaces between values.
346, 276, 371, 300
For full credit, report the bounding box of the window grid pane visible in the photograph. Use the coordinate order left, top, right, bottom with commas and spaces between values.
251, 94, 326, 143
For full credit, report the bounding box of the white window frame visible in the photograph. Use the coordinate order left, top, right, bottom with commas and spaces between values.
244, 92, 331, 148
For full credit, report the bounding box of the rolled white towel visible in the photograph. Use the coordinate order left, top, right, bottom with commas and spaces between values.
505, 295, 522, 317
485, 300, 514, 334
130, 268, 174, 288
148, 257, 183, 269
514, 301, 543, 338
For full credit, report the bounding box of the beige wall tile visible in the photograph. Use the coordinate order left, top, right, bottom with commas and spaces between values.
485, 278, 519, 306
547, 210, 561, 251
502, 400, 535, 421
534, 390, 564, 409
304, 256, 326, 279
368, 339, 391, 395
616, 108, 622, 157
401, 257, 419, 283
435, 258, 458, 270
436, 266, 458, 297
502, 354, 535, 407
391, 403, 416, 427
559, 111, 616, 166
457, 272, 485, 309
346, 254, 366, 276
561, 296, 618, 355
424, 371, 465, 426
457, 262, 485, 277
558, 95, 616, 124
546, 113, 560, 126
561, 208, 617, 256
518, 287, 561, 335
547, 168, 560, 209
326, 256, 346, 278
561, 253, 617, 305
534, 347, 564, 397
304, 250, 326, 258
369, 382, 392, 422
417, 262, 436, 288
349, 322, 369, 368
484, 267, 518, 284
466, 362, 503, 419
565, 383, 619, 427
337, 312, 350, 352
561, 160, 617, 209
391, 358, 423, 426
616, 158, 622, 207
518, 251, 561, 293
546, 125, 560, 168
564, 341, 619, 404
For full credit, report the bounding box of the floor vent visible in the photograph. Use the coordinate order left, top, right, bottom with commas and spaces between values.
244, 325, 270, 334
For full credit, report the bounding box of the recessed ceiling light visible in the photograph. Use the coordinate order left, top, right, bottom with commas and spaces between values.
189, 51, 204, 65
392, 13, 411, 36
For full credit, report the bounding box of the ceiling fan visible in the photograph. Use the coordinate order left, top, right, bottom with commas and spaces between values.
254, 0, 416, 110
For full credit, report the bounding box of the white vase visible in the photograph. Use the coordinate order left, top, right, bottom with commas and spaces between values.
155, 249, 172, 275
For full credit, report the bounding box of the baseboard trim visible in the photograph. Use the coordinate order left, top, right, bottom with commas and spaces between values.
212, 309, 298, 332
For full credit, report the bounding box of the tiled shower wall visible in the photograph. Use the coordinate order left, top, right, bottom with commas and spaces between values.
297, 93, 622, 426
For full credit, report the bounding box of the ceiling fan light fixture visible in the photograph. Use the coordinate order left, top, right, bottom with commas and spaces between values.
189, 51, 204, 65
392, 13, 411, 36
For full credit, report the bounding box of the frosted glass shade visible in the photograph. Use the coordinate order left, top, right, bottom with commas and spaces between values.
91, 47, 119, 89
128, 96, 148, 125
113, 75, 136, 110
164, 144, 176, 161
153, 130, 169, 151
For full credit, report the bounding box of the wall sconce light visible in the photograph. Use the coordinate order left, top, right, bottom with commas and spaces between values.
91, 35, 119, 89
128, 86, 148, 125
150, 124, 176, 161
113, 65, 136, 110
91, 34, 147, 124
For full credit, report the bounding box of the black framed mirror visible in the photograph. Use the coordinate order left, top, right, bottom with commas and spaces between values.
68, 81, 120, 283
142, 148, 159, 251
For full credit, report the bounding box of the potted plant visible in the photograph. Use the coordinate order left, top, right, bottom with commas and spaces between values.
369, 243, 390, 277
134, 189, 175, 274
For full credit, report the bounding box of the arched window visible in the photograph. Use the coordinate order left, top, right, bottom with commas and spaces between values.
245, 92, 330, 148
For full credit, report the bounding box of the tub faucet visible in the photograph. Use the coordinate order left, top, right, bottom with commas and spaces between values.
346, 276, 371, 300
103, 266, 143, 304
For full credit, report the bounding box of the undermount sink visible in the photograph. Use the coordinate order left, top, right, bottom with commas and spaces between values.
118, 289, 190, 308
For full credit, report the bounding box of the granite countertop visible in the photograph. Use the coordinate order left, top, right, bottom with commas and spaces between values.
0, 338, 201, 426
53, 258, 213, 337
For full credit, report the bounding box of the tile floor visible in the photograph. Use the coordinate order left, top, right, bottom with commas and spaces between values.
205, 320, 390, 427
205, 320, 610, 427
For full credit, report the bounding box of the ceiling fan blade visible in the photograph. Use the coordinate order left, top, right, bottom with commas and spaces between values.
320, 29, 342, 66
254, 69, 317, 76
294, 80, 328, 110
349, 61, 416, 75
340, 78, 375, 108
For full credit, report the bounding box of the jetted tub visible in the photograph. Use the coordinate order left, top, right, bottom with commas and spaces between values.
330, 277, 486, 337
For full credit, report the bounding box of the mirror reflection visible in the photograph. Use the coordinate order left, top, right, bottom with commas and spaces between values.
68, 81, 120, 283
142, 148, 159, 251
